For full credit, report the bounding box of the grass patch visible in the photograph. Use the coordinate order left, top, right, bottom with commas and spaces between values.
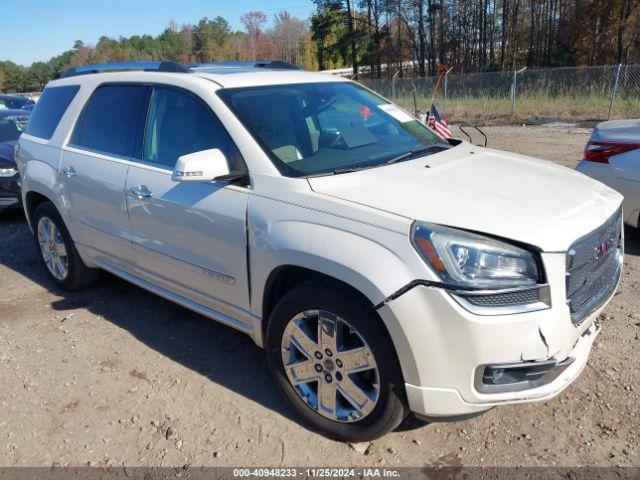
390, 92, 639, 125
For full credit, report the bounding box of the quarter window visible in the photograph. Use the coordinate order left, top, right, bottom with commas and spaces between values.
25, 86, 79, 140
71, 84, 148, 158
143, 87, 242, 169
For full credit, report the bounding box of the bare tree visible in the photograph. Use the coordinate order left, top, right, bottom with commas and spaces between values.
241, 11, 268, 61
272, 11, 308, 63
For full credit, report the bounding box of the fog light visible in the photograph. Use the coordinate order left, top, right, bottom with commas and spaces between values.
491, 368, 505, 382
476, 358, 574, 393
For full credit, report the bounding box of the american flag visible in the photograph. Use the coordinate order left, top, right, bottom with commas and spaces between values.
427, 103, 452, 138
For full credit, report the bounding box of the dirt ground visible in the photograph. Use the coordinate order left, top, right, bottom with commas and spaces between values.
0, 124, 638, 469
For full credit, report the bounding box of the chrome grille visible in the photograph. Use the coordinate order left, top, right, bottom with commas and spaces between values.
566, 209, 623, 325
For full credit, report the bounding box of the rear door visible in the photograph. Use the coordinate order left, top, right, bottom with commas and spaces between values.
61, 83, 150, 268
125, 85, 251, 322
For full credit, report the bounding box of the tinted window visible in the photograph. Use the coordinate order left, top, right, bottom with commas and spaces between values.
72, 84, 148, 158
143, 87, 242, 169
25, 86, 79, 140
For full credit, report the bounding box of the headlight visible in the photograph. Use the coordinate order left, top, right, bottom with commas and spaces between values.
0, 167, 17, 177
411, 222, 540, 289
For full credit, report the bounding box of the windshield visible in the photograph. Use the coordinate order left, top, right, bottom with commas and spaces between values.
0, 96, 32, 110
218, 82, 447, 177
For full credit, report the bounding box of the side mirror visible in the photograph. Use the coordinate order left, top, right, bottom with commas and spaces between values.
171, 149, 231, 183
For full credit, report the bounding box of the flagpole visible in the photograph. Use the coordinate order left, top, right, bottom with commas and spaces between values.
430, 65, 453, 103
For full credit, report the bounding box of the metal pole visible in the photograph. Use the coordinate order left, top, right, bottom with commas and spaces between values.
510, 70, 517, 117
608, 63, 622, 120
511, 67, 527, 118
443, 74, 448, 114
391, 69, 400, 101
412, 83, 418, 116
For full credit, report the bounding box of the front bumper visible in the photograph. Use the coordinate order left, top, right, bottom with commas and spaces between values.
377, 252, 614, 417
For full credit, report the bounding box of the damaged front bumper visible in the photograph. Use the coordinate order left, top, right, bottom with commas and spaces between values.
377, 251, 612, 418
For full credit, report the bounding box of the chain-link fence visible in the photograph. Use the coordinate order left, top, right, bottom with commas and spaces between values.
357, 64, 640, 124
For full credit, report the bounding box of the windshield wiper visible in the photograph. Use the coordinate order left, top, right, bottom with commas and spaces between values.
385, 144, 450, 165
332, 165, 374, 175
322, 144, 450, 176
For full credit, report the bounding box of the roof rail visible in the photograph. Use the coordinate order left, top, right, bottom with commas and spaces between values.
187, 61, 301, 70
60, 61, 190, 78
255, 60, 301, 70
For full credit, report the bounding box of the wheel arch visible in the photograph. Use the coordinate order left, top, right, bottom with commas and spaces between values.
261, 265, 376, 337
24, 190, 52, 230
261, 262, 408, 374
258, 263, 409, 388
21, 157, 65, 231
22, 180, 92, 267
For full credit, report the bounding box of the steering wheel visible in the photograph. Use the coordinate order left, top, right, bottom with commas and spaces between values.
316, 95, 339, 114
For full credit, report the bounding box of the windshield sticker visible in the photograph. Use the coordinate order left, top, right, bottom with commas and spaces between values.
378, 104, 415, 124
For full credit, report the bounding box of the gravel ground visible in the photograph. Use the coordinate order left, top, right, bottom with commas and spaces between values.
0, 124, 638, 468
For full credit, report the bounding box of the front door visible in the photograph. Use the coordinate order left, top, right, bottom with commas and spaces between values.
125, 85, 250, 322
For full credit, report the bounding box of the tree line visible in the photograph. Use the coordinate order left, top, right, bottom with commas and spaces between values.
313, 0, 639, 78
0, 14, 318, 92
1, 1, 638, 92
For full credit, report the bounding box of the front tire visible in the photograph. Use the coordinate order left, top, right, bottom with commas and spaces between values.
266, 281, 407, 442
33, 202, 100, 290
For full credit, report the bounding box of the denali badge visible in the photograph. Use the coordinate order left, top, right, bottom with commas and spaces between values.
201, 268, 236, 285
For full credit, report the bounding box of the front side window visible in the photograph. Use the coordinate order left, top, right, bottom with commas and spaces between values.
218, 81, 447, 177
143, 86, 242, 170
25, 86, 79, 140
71, 84, 149, 158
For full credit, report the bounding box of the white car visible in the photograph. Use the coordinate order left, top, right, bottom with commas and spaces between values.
16, 61, 623, 441
576, 119, 640, 233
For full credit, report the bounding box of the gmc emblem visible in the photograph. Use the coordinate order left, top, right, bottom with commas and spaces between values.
594, 239, 612, 263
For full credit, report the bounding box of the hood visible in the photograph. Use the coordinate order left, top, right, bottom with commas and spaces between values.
308, 143, 623, 251
0, 140, 17, 166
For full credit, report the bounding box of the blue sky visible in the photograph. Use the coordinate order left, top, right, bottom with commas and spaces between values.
1, 0, 316, 66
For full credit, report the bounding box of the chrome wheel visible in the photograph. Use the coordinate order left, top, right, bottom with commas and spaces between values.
281, 309, 380, 423
37, 216, 68, 281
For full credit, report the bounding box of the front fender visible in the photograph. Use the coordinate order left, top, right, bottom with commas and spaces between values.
249, 195, 424, 318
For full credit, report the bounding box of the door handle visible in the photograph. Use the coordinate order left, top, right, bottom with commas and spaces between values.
130, 185, 153, 200
63, 166, 78, 178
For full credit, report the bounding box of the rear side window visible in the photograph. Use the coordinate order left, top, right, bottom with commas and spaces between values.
72, 84, 148, 158
25, 86, 79, 140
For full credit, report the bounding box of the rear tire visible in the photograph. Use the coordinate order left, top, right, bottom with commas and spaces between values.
33, 202, 100, 290
265, 280, 407, 442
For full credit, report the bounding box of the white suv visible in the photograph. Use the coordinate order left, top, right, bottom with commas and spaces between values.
17, 61, 623, 441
